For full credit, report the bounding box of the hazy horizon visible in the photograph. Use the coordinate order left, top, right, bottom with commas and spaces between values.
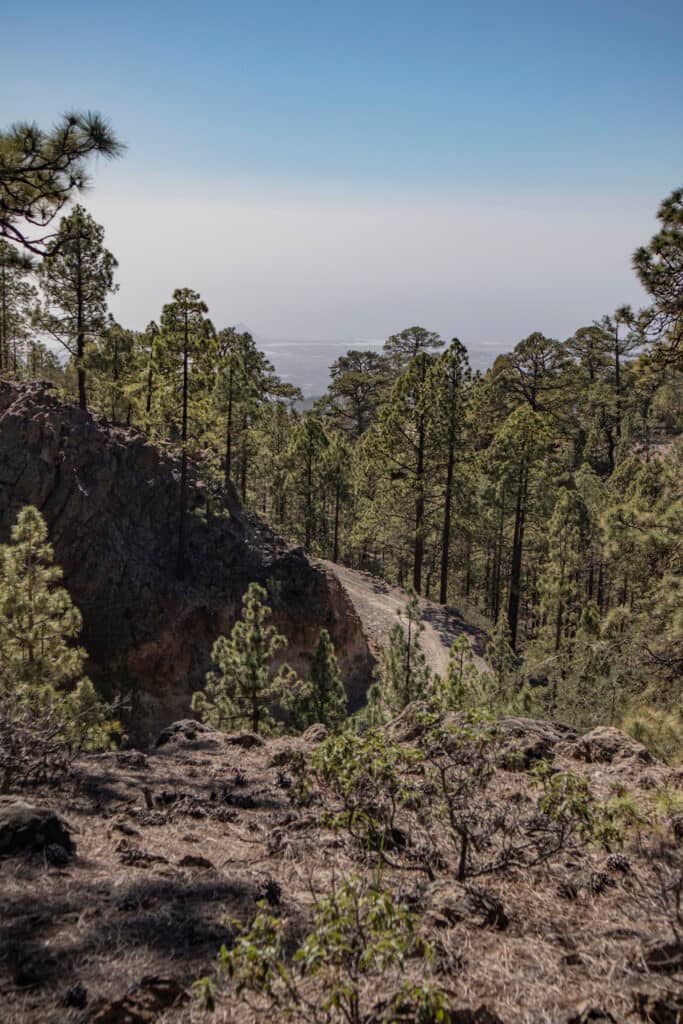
3, 1, 681, 379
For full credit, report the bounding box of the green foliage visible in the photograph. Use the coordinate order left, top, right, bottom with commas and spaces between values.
0, 111, 122, 255
433, 634, 488, 712
5, 170, 681, 752
531, 762, 630, 850
622, 704, 683, 763
306, 711, 622, 881
192, 582, 297, 735
37, 205, 118, 409
310, 729, 423, 858
485, 616, 517, 708
368, 589, 431, 721
0, 505, 112, 789
287, 628, 347, 730
0, 240, 37, 375
202, 876, 443, 1024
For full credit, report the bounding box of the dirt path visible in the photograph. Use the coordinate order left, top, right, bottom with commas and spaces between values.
319, 561, 489, 677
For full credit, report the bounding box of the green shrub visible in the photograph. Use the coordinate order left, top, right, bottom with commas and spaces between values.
198, 876, 447, 1023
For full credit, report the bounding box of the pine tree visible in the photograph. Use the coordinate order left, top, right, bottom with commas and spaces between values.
0, 241, 37, 374
321, 349, 389, 439
0, 506, 108, 788
538, 487, 587, 654
633, 186, 683, 360
363, 353, 440, 592
158, 288, 214, 577
485, 616, 516, 707
434, 634, 486, 711
0, 111, 122, 254
87, 320, 142, 424
370, 589, 431, 717
285, 413, 329, 550
383, 326, 444, 376
38, 205, 118, 409
431, 338, 471, 603
212, 328, 299, 501
192, 582, 297, 735
289, 628, 347, 730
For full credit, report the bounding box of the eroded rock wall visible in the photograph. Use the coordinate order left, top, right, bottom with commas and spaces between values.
0, 381, 374, 730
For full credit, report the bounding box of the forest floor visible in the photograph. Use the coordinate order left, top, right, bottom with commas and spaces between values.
320, 561, 490, 676
2, 720, 683, 1023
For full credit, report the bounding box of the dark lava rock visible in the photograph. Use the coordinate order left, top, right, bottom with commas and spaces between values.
302, 723, 328, 744
0, 797, 74, 857
178, 854, 214, 870
565, 726, 653, 765
0, 382, 374, 734
61, 982, 88, 1008
638, 941, 683, 974
498, 717, 578, 768
568, 1005, 616, 1023
117, 750, 148, 769
155, 719, 214, 747
606, 852, 631, 873
635, 990, 683, 1023
89, 975, 188, 1023
45, 842, 72, 867
224, 731, 265, 748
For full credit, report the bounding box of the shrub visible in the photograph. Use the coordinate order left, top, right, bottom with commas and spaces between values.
197, 876, 447, 1023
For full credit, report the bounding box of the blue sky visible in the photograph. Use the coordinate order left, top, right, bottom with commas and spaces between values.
2, 1, 682, 356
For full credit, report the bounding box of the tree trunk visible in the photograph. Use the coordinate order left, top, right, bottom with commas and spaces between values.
76, 231, 87, 410
413, 415, 425, 594
439, 412, 456, 604
145, 362, 153, 419
492, 501, 505, 621
176, 315, 189, 580
507, 468, 528, 651
224, 364, 233, 490
614, 328, 621, 441
305, 443, 313, 549
465, 537, 472, 596
332, 477, 341, 563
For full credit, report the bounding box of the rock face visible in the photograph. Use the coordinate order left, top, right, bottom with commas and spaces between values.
0, 797, 74, 857
0, 381, 374, 731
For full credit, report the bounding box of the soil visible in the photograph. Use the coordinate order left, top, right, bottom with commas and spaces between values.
1, 722, 682, 1024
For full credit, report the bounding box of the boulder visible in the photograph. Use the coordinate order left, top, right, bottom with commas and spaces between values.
0, 797, 74, 857
564, 726, 654, 765
155, 719, 216, 747
498, 716, 577, 768
635, 991, 683, 1024
302, 723, 329, 744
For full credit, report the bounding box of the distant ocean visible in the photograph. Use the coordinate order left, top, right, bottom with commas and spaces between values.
257, 338, 500, 398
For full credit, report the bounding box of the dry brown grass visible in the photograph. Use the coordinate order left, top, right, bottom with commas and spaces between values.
1, 725, 682, 1024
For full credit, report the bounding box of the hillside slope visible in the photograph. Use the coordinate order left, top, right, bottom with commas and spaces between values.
1, 718, 682, 1023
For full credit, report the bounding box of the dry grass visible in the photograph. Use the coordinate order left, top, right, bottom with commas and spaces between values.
1, 725, 682, 1023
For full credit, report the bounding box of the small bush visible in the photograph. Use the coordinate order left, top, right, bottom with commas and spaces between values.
198, 876, 447, 1023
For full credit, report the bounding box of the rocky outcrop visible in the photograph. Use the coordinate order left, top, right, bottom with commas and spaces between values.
0, 381, 374, 731
0, 797, 74, 857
